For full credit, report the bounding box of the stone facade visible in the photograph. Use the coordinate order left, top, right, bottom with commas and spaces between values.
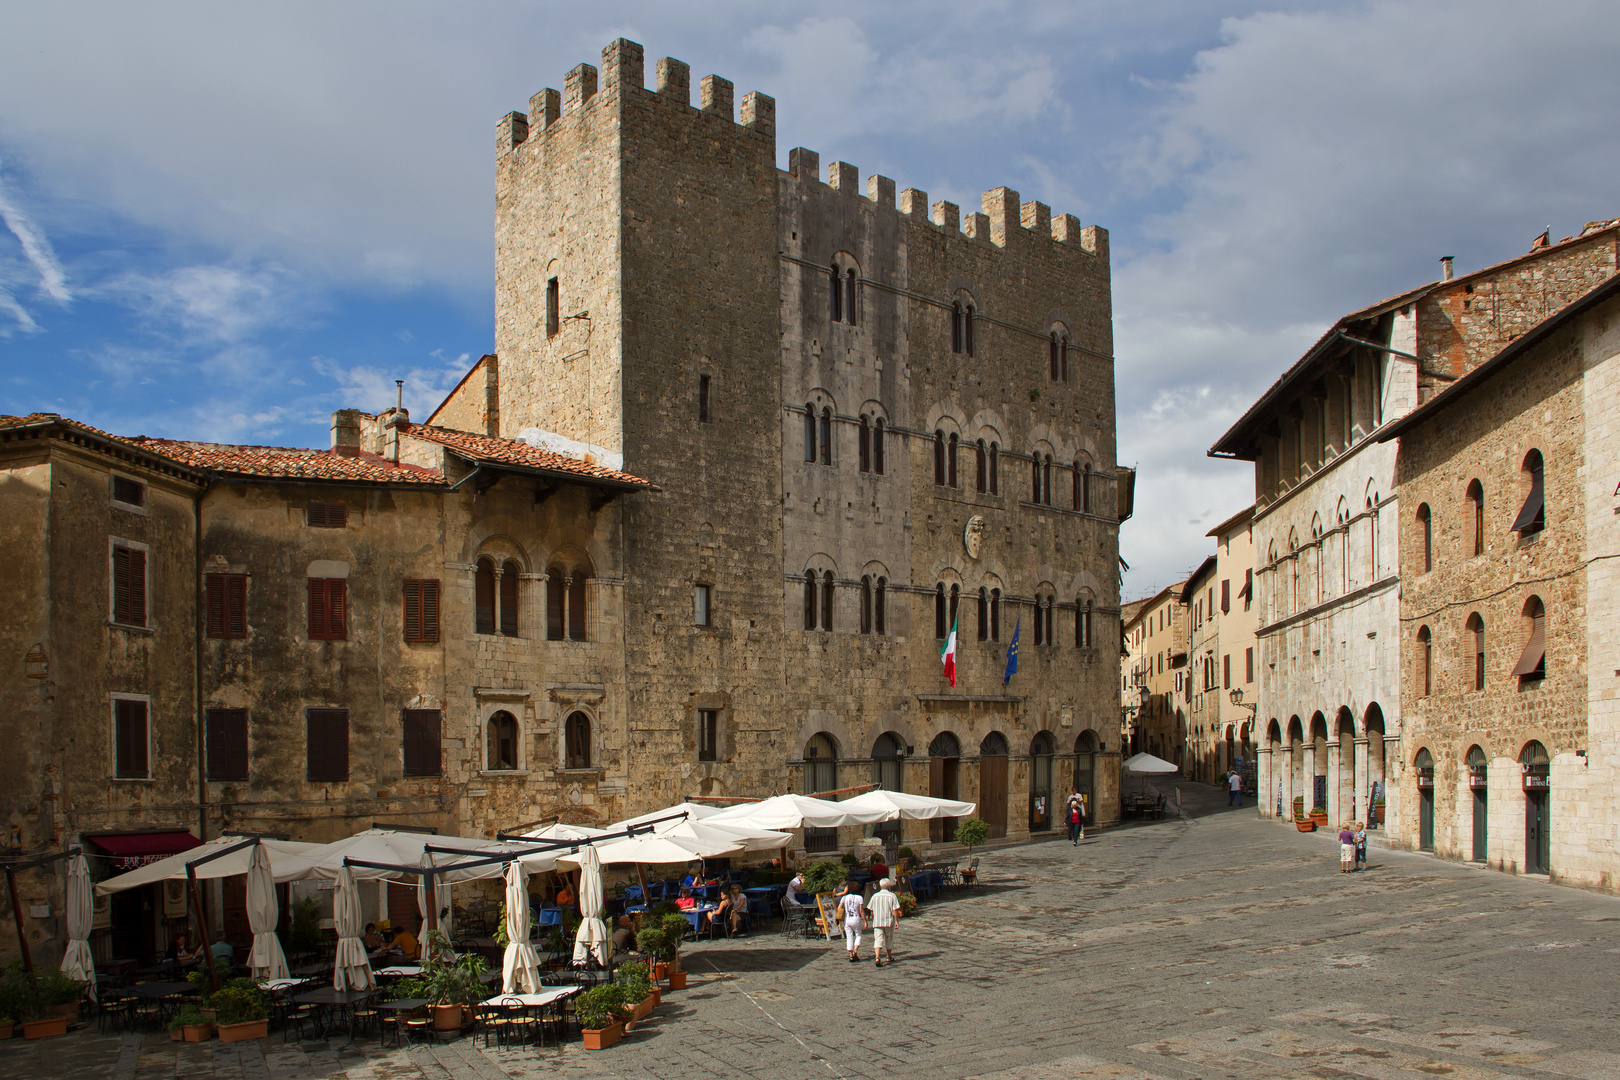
1212, 220, 1620, 847
1120, 582, 1187, 762
1383, 273, 1620, 892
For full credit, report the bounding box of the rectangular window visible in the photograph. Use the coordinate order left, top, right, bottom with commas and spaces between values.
1221, 579, 1229, 614
695, 583, 713, 627
1245, 647, 1254, 683
111, 475, 146, 508
1223, 654, 1231, 690
698, 374, 710, 422
205, 573, 248, 639
112, 544, 147, 627
546, 277, 559, 336
113, 698, 149, 779
403, 579, 440, 642
307, 502, 347, 528
1244, 569, 1252, 611
307, 578, 347, 640
402, 709, 442, 777
205, 708, 249, 781
697, 709, 719, 762
306, 708, 349, 782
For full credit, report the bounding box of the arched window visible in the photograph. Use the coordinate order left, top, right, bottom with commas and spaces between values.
1514, 595, 1546, 682
568, 572, 586, 641
872, 418, 885, 474
500, 560, 520, 637
819, 408, 831, 466
1080, 462, 1091, 513
948, 432, 959, 488
804, 733, 839, 852
821, 570, 835, 631
545, 555, 591, 641
948, 583, 960, 631
977, 586, 989, 640
990, 588, 1001, 641
1033, 597, 1045, 646
872, 732, 903, 791
829, 264, 842, 323
804, 405, 816, 463
1059, 334, 1068, 382
934, 431, 946, 485
1031, 456, 1041, 503
858, 416, 871, 472
965, 304, 975, 356
935, 583, 946, 639
1043, 455, 1053, 505
1466, 612, 1485, 690
930, 731, 961, 758
1049, 333, 1060, 381
875, 577, 886, 635
564, 711, 591, 769
1417, 503, 1432, 573
975, 440, 987, 493
1467, 479, 1484, 556
804, 570, 818, 630
951, 302, 963, 353
1417, 625, 1432, 696
988, 442, 999, 494
980, 731, 1009, 757
487, 710, 518, 771
1044, 595, 1055, 646
1513, 449, 1545, 536
860, 575, 873, 634
475, 557, 496, 635
845, 269, 858, 327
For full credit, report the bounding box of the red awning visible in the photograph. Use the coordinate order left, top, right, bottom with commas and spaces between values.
88, 831, 201, 870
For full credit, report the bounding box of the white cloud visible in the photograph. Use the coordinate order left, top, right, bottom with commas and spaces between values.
314, 350, 475, 421
99, 264, 299, 344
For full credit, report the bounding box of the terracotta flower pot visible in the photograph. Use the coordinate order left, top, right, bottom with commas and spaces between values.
1310, 812, 1328, 826
181, 1023, 214, 1042
216, 1019, 268, 1043
652, 962, 669, 981
431, 1004, 464, 1031
582, 1021, 623, 1050
667, 970, 687, 990
169, 1027, 183, 1042
22, 1017, 68, 1040
1295, 819, 1316, 832
52, 1002, 78, 1025
647, 987, 661, 1008
0, 1020, 14, 1040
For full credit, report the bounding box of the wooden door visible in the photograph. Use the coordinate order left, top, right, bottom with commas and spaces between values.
1525, 792, 1549, 874
222, 875, 251, 945
980, 754, 1008, 838
930, 757, 961, 842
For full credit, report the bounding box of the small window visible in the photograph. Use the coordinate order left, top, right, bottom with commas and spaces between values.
1466, 613, 1485, 690
205, 572, 247, 639
306, 708, 349, 782
111, 475, 145, 508
545, 276, 560, 337
307, 502, 347, 528
1467, 480, 1484, 555
829, 265, 843, 323
821, 570, 835, 631
935, 583, 947, 640
1417, 503, 1432, 572
112, 544, 147, 628
949, 583, 960, 632
860, 576, 873, 634
1245, 646, 1254, 683
403, 709, 442, 777
975, 440, 987, 493
500, 560, 520, 637
1513, 596, 1546, 682
487, 710, 519, 771
803, 570, 818, 630
977, 586, 989, 641
698, 709, 719, 762
819, 408, 832, 466
114, 698, 150, 779
1059, 335, 1068, 382
547, 569, 566, 640
1512, 450, 1545, 536
875, 577, 887, 635
1417, 625, 1432, 696
565, 711, 592, 769
990, 588, 1001, 641
804, 406, 817, 463
1049, 333, 1060, 381
845, 269, 858, 327
951, 302, 963, 353
307, 578, 347, 640
873, 418, 885, 475
858, 416, 871, 472
403, 578, 440, 642
933, 431, 946, 485
1034, 599, 1045, 646
947, 434, 958, 488
1223, 653, 1231, 689
205, 708, 248, 781
1045, 596, 1055, 647
965, 305, 975, 356
695, 583, 713, 627
989, 442, 999, 495
698, 374, 711, 423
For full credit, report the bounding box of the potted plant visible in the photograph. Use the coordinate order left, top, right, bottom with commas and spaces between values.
839, 852, 857, 867
422, 940, 489, 1030
658, 913, 691, 989
801, 860, 845, 897
576, 984, 632, 1050
211, 984, 270, 1042
167, 1006, 214, 1042
34, 972, 83, 1025
1373, 798, 1386, 825
635, 926, 672, 982
615, 961, 656, 1025
1309, 805, 1329, 827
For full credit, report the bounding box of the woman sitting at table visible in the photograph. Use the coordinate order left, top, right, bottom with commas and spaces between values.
362, 923, 385, 950
674, 886, 698, 911
719, 883, 747, 934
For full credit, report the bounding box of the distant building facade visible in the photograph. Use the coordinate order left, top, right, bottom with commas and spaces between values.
1120, 582, 1188, 762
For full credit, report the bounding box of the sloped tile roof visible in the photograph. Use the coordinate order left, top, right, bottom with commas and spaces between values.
0, 413, 205, 477
406, 424, 658, 490
132, 438, 445, 484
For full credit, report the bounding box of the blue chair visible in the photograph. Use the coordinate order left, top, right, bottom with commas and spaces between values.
622, 884, 643, 905
537, 907, 563, 930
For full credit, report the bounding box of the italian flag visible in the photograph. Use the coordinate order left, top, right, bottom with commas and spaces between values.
941, 616, 959, 687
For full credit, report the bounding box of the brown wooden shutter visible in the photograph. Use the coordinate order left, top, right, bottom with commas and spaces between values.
115, 699, 149, 778
307, 578, 326, 638
205, 708, 249, 781
308, 502, 348, 528
113, 546, 146, 626
403, 580, 421, 641
1512, 614, 1547, 676
421, 580, 439, 642
475, 560, 495, 634
206, 573, 226, 637
226, 574, 246, 637
328, 579, 345, 639
402, 709, 441, 777
306, 708, 349, 782
1221, 579, 1230, 614
499, 563, 519, 636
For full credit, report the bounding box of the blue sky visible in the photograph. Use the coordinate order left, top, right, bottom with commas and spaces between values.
3, 1, 1619, 595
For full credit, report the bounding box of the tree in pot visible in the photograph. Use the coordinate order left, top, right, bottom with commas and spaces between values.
800, 860, 845, 897
422, 942, 489, 1030
636, 926, 683, 987
576, 984, 634, 1049
33, 971, 84, 1024
614, 961, 656, 1026
658, 913, 693, 987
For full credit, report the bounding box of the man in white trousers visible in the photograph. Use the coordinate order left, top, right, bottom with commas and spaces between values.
867, 878, 900, 967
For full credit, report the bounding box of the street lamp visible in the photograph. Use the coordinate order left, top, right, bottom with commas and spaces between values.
1228, 687, 1258, 715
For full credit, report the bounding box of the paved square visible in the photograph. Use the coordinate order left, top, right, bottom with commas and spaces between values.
8, 800, 1620, 1079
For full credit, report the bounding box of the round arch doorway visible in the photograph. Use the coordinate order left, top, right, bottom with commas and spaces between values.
928, 732, 962, 843
1521, 741, 1550, 874
1028, 732, 1055, 832
979, 732, 1010, 839
1414, 747, 1436, 851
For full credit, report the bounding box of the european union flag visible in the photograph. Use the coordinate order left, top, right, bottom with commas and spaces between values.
1004, 617, 1021, 685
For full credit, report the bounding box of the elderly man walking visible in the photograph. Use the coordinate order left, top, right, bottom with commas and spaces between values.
868, 878, 900, 967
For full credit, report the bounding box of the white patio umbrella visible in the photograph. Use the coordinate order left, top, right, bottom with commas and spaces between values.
565, 831, 742, 868
1122, 753, 1180, 774
59, 853, 95, 999
331, 866, 374, 991
652, 817, 792, 854
840, 789, 976, 820
273, 829, 509, 885
519, 822, 610, 842
613, 801, 725, 829
245, 844, 290, 980
706, 793, 891, 831
95, 835, 318, 893
417, 853, 454, 958
501, 861, 541, 994
571, 846, 609, 966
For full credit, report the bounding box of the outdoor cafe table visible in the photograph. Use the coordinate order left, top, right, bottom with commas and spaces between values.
481, 987, 578, 1008
742, 886, 780, 918
130, 981, 198, 1024
293, 987, 375, 1041
679, 903, 718, 936
375, 997, 430, 1046
376, 965, 422, 977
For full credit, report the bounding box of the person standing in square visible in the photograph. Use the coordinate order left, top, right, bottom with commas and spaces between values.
867, 878, 900, 967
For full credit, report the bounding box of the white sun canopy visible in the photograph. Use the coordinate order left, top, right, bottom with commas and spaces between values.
614, 802, 725, 828
706, 793, 892, 831
270, 829, 513, 883
839, 789, 976, 820
1122, 753, 1180, 775
96, 836, 319, 894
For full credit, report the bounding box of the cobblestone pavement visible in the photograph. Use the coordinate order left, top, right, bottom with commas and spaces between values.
8, 794, 1620, 1080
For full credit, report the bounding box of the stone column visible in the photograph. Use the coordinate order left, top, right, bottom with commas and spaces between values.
1327, 739, 1342, 824
1353, 737, 1369, 824
1282, 746, 1295, 821
1257, 746, 1272, 817
1301, 743, 1315, 815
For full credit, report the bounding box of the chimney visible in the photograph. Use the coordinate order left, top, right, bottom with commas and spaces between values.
331, 409, 363, 458
1440, 256, 1454, 281
382, 382, 410, 463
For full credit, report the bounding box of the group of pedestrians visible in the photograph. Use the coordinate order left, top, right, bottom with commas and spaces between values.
1338, 820, 1369, 871
835, 876, 900, 966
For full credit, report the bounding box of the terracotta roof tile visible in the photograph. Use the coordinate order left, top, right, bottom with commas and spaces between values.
0, 413, 204, 476
131, 438, 445, 484
406, 424, 658, 490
